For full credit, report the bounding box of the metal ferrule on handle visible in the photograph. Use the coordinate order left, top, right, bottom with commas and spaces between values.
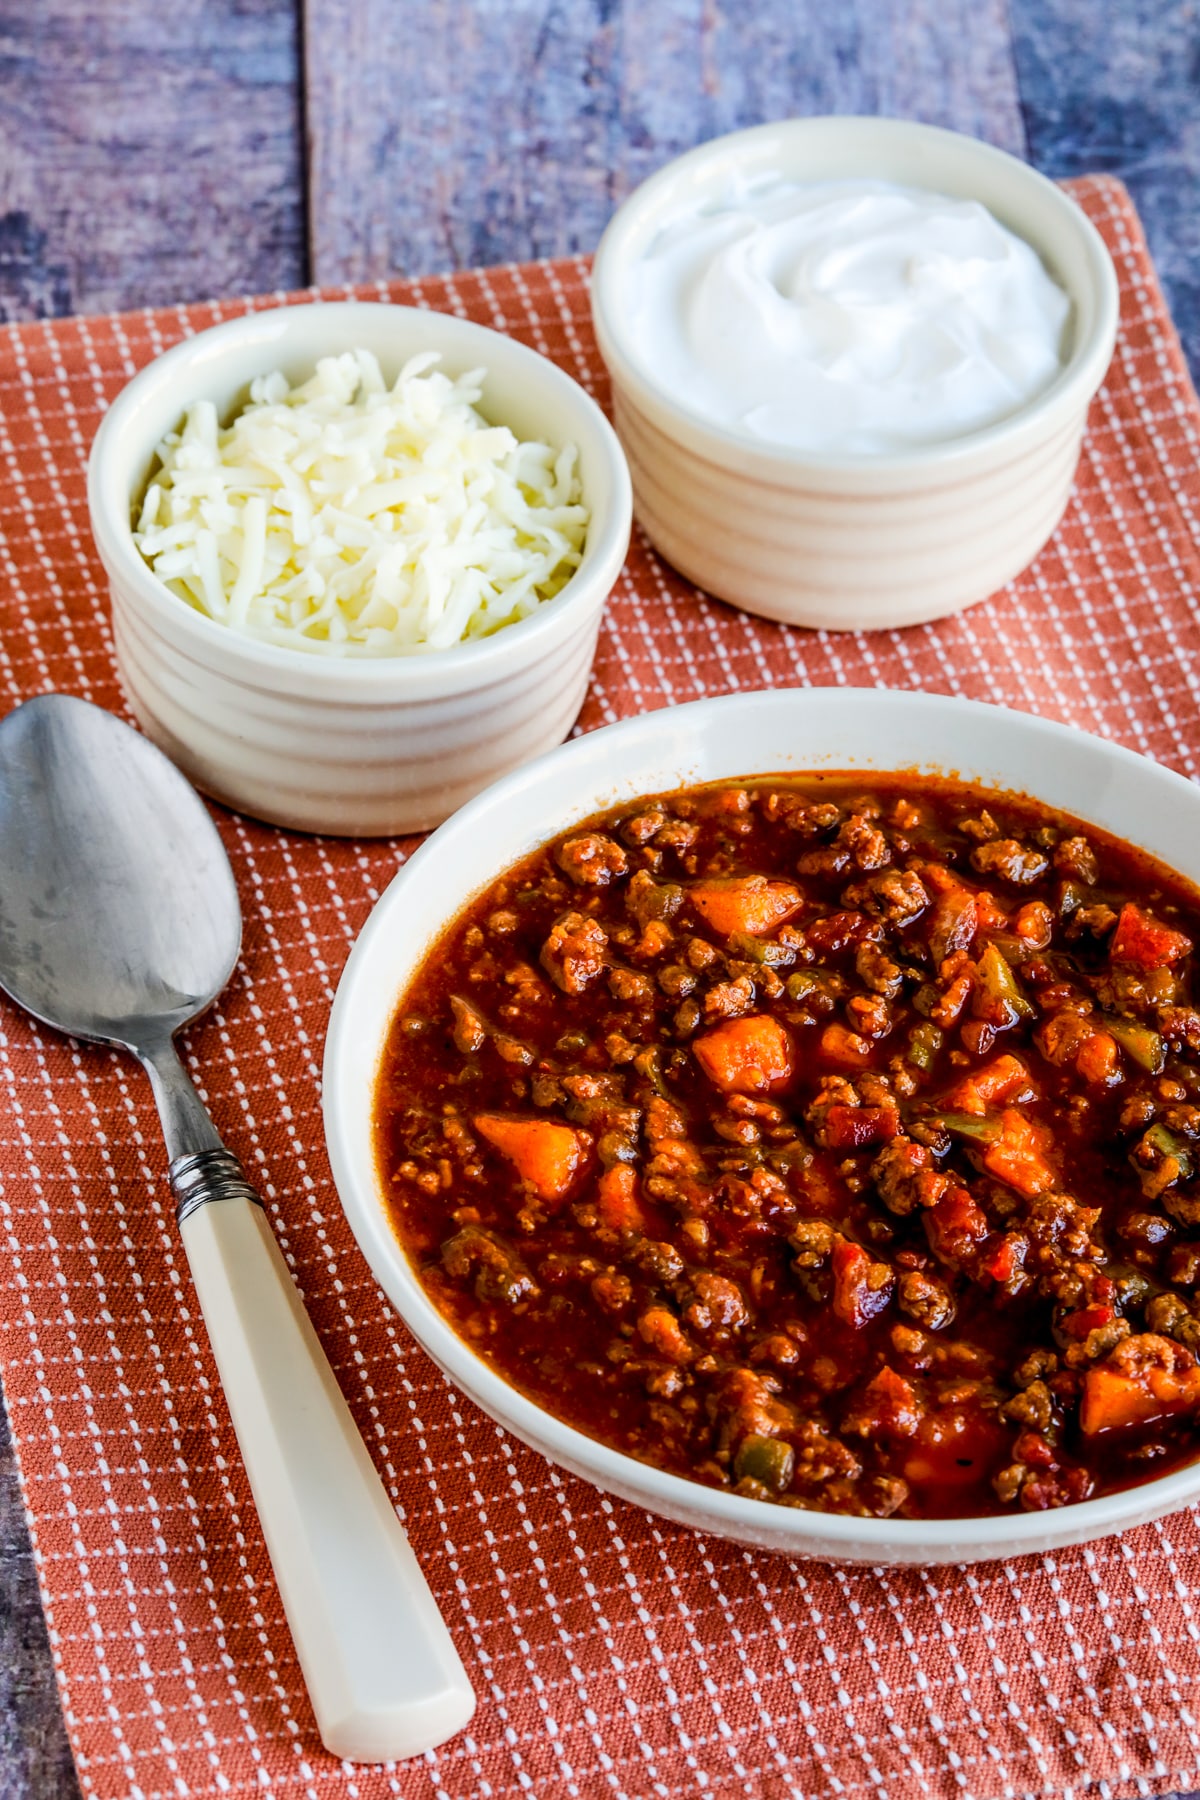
170, 1146, 264, 1225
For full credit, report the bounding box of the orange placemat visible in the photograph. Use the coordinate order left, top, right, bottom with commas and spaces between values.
3, 176, 1200, 1800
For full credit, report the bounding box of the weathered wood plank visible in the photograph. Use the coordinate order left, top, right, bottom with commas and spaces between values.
0, 0, 306, 321
0, 1393, 80, 1799
1011, 0, 1200, 381
304, 0, 1026, 284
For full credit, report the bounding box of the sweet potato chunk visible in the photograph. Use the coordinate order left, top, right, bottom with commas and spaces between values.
1074, 1029, 1121, 1085
689, 875, 802, 938
1081, 1333, 1200, 1434
980, 1109, 1055, 1197
474, 1114, 584, 1201
1110, 902, 1193, 970
595, 1163, 645, 1233
693, 1014, 793, 1094
818, 1023, 873, 1069
943, 1053, 1033, 1116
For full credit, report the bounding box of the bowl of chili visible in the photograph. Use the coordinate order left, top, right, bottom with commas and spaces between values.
324, 688, 1200, 1562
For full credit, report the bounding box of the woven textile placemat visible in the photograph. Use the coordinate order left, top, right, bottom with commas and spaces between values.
3, 176, 1200, 1800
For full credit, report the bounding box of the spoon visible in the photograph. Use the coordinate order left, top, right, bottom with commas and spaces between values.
0, 693, 475, 1762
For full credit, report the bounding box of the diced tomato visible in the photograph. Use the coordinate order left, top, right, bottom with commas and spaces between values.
818, 1104, 900, 1150
844, 1365, 922, 1438
689, 876, 802, 938
1062, 1303, 1114, 1340
902, 1406, 1006, 1490
924, 1186, 990, 1265
943, 1053, 1033, 1116
1110, 902, 1193, 970
693, 1014, 793, 1094
981, 1109, 1055, 1198
980, 1233, 1026, 1284
474, 1114, 585, 1202
830, 1235, 894, 1329
804, 910, 879, 955
1012, 1430, 1056, 1470
818, 1023, 873, 1069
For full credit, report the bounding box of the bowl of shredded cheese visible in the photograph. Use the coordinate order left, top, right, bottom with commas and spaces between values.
88, 303, 632, 835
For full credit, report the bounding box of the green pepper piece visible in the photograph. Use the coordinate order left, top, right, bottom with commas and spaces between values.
928, 1110, 1003, 1144
729, 932, 795, 967
786, 970, 821, 1000
1143, 1122, 1192, 1175
1103, 1014, 1166, 1074
734, 1434, 796, 1493
985, 931, 1033, 966
975, 942, 1035, 1021
632, 1046, 669, 1095
906, 1022, 944, 1070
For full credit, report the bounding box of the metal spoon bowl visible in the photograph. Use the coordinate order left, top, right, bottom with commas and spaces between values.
0, 693, 474, 1761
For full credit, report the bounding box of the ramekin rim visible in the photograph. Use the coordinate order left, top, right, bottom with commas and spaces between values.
87, 301, 633, 692
589, 116, 1121, 480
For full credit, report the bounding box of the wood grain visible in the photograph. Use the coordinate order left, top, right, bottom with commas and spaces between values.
1011, 0, 1200, 380
0, 1396, 79, 1799
303, 0, 1026, 283
0, 0, 305, 321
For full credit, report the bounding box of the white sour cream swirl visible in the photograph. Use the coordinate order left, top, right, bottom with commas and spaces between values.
625, 178, 1072, 455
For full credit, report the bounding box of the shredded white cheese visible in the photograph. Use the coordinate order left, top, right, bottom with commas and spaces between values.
133, 348, 590, 657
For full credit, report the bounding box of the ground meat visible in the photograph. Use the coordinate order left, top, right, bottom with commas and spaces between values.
855, 941, 903, 997
970, 840, 1050, 885
626, 868, 684, 926
685, 1272, 750, 1334
557, 832, 628, 887
449, 994, 487, 1054
1000, 1380, 1054, 1431
541, 912, 608, 994
843, 867, 930, 924
442, 1227, 537, 1305
872, 1138, 949, 1216
761, 792, 842, 835
1053, 836, 1100, 884
896, 1269, 955, 1330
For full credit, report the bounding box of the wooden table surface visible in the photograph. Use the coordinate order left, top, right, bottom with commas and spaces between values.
1, 4, 1198, 1794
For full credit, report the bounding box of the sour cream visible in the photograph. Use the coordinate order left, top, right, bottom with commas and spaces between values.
625, 178, 1072, 455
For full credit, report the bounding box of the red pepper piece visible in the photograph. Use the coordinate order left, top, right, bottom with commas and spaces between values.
1110, 902, 1193, 970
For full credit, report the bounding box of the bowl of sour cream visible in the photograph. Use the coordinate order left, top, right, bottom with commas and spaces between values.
591, 117, 1118, 632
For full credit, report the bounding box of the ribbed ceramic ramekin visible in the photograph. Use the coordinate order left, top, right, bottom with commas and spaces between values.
88, 303, 632, 836
590, 118, 1118, 632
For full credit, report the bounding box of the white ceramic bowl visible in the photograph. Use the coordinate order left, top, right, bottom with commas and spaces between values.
590, 118, 1119, 632
87, 303, 632, 836
324, 687, 1200, 1565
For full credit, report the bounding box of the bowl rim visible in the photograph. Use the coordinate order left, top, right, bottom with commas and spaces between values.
87, 300, 633, 693
590, 115, 1120, 483
323, 687, 1200, 1558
